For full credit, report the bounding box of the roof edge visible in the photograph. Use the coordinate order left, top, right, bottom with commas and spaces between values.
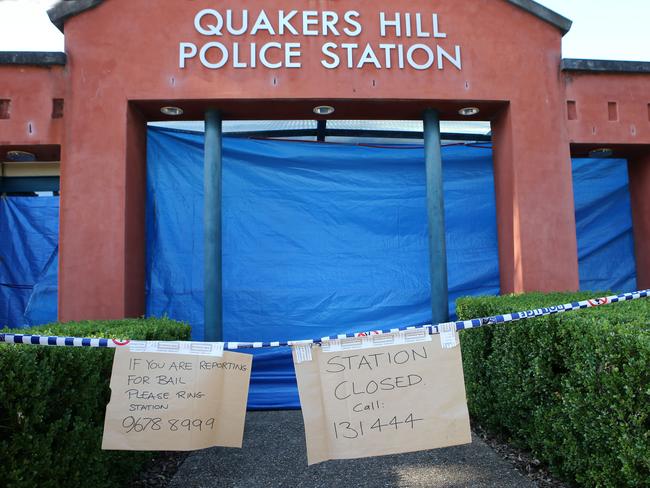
47, 0, 572, 36
0, 52, 67, 66
48, 0, 103, 32
561, 58, 650, 74
506, 0, 572, 35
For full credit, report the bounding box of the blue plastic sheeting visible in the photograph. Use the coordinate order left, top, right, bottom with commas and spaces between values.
0, 197, 59, 328
146, 127, 500, 408
1, 130, 638, 409
23, 245, 58, 326
572, 158, 637, 292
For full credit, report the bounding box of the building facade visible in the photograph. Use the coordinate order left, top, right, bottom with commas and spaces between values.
1, 0, 649, 324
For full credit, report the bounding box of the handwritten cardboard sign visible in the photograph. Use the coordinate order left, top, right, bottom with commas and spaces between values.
102, 347, 252, 451
293, 334, 471, 464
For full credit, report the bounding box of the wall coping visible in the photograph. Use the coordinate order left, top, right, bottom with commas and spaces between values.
0, 52, 67, 66
47, 0, 572, 35
562, 58, 650, 74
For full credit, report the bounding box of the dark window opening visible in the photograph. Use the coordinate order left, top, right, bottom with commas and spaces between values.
0, 99, 11, 119
52, 99, 64, 119
608, 102, 618, 121
567, 100, 577, 121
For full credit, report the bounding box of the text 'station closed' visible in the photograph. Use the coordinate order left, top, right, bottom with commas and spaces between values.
293, 335, 471, 465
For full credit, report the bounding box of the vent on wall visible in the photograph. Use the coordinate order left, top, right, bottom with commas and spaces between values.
52, 99, 64, 119
0, 99, 10, 119
608, 102, 618, 121
567, 100, 577, 121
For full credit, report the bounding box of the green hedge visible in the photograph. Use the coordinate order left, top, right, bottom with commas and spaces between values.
457, 292, 650, 487
0, 318, 191, 488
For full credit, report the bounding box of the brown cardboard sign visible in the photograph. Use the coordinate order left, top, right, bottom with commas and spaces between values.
102, 347, 252, 451
293, 334, 471, 465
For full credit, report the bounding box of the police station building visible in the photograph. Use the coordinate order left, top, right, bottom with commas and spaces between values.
0, 0, 649, 341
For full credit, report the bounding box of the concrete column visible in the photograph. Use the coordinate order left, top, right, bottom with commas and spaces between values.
628, 153, 650, 289
59, 102, 147, 321
491, 103, 580, 293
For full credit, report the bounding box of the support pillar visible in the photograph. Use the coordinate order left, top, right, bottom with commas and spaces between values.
491, 103, 579, 293
204, 109, 223, 342
628, 153, 650, 289
423, 109, 449, 323
58, 101, 147, 322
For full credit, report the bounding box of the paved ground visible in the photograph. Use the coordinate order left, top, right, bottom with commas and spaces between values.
170, 411, 535, 488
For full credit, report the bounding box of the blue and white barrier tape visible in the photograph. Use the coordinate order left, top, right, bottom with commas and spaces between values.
1, 289, 648, 350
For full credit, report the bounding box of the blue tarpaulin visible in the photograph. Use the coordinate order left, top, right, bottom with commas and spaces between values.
572, 158, 637, 292
146, 128, 500, 408
2, 127, 638, 409
0, 196, 58, 328
143, 127, 635, 408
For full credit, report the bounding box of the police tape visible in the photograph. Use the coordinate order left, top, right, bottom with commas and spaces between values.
1, 289, 648, 350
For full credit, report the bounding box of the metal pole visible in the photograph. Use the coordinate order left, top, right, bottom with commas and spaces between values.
316, 119, 327, 142
204, 109, 223, 342
423, 108, 449, 323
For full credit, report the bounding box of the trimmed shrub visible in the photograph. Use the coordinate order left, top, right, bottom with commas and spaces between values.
457, 292, 650, 487
0, 318, 191, 488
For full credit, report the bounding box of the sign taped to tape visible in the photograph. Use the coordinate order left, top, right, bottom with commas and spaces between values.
293, 332, 471, 465
102, 346, 252, 451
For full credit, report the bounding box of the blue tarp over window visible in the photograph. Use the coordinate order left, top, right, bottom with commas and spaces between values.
572, 158, 637, 292
0, 196, 58, 328
2, 128, 638, 409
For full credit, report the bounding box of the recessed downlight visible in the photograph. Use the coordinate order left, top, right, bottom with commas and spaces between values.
313, 105, 335, 116
160, 106, 184, 116
458, 107, 480, 116
588, 148, 614, 158
6, 150, 36, 162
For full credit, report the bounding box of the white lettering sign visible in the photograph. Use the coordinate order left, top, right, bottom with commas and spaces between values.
179, 9, 462, 71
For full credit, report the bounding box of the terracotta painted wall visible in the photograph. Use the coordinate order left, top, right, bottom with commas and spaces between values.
0, 0, 650, 320
0, 65, 64, 148
564, 71, 650, 289
55, 0, 582, 321
11, 1, 650, 323
60, 0, 564, 104
564, 71, 650, 144
13, 0, 650, 320
629, 155, 650, 289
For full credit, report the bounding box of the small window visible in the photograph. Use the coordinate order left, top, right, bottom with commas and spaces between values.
567, 100, 577, 121
608, 102, 618, 121
0, 99, 10, 119
52, 99, 64, 119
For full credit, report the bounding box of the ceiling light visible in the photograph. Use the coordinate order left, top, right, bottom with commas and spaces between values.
160, 106, 184, 116
588, 148, 614, 158
458, 107, 480, 116
6, 150, 36, 162
313, 105, 335, 116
